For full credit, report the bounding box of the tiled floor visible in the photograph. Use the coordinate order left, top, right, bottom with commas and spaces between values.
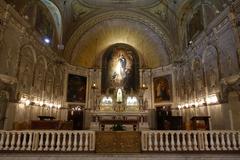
0, 153, 240, 160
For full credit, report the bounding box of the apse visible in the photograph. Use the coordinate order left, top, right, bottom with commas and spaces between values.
101, 43, 139, 94
70, 19, 170, 68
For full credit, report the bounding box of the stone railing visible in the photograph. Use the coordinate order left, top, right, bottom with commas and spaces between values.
0, 130, 95, 152
142, 130, 240, 152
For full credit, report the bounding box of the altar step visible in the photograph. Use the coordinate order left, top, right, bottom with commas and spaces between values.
0, 153, 240, 160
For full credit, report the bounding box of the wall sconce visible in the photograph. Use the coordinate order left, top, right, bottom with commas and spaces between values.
91, 81, 97, 89
140, 83, 148, 91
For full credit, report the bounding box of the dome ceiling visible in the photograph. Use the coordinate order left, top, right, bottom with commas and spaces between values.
71, 19, 170, 68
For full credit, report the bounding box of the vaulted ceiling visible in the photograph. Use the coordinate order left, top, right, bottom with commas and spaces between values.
6, 0, 230, 68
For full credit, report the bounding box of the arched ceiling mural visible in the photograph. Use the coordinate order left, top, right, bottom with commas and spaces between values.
70, 19, 170, 68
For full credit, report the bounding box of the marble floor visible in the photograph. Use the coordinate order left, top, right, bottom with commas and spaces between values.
0, 153, 240, 160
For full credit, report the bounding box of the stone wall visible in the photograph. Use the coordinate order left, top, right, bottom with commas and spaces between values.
175, 4, 240, 130
0, 1, 66, 130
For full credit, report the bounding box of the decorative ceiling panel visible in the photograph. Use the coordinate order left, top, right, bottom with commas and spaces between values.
78, 0, 160, 8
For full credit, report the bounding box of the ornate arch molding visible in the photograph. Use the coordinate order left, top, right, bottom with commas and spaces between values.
64, 10, 175, 63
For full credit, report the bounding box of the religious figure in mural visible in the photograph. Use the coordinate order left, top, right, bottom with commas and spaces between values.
154, 75, 172, 103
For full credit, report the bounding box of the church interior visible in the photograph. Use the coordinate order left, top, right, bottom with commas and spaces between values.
0, 0, 240, 159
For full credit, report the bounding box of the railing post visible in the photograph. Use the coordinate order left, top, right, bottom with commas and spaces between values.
9, 132, 16, 151
226, 132, 232, 151
0, 131, 4, 150
215, 132, 221, 151
84, 132, 89, 151
170, 132, 176, 151
3, 132, 10, 150
78, 132, 83, 151
187, 133, 193, 151
67, 132, 72, 151
44, 132, 50, 151
21, 132, 27, 151
232, 132, 238, 150
182, 132, 187, 151
176, 132, 181, 151
55, 132, 61, 151
165, 132, 170, 151
27, 132, 33, 151
159, 132, 164, 151
148, 132, 153, 151
50, 132, 55, 151
61, 132, 66, 151
72, 132, 77, 151
154, 132, 159, 151
221, 132, 227, 151
37, 132, 44, 151
193, 132, 198, 151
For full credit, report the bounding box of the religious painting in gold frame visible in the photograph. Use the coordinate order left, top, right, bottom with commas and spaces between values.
153, 75, 172, 103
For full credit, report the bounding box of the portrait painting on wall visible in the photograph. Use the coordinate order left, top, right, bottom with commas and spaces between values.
154, 75, 172, 103
67, 74, 87, 103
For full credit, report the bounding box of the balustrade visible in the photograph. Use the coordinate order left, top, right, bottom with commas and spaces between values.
141, 130, 240, 152
0, 130, 239, 152
0, 130, 95, 152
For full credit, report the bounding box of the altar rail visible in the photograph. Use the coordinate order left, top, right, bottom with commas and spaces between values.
0, 130, 95, 152
142, 130, 240, 152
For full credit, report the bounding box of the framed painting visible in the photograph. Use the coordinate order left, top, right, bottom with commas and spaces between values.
153, 75, 172, 103
67, 74, 87, 103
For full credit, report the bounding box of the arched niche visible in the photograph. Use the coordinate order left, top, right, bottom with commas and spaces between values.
101, 43, 140, 94
18, 45, 36, 95
202, 46, 219, 94
33, 56, 47, 98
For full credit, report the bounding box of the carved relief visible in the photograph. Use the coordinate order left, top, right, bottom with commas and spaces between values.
44, 65, 54, 101
71, 0, 91, 21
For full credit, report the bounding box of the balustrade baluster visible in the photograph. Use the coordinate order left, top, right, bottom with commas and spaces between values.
73, 133, 77, 151
44, 132, 50, 151
148, 132, 153, 151
21, 132, 27, 151
91, 131, 95, 151
204, 132, 210, 151
238, 132, 240, 149
78, 132, 83, 151
154, 132, 159, 151
226, 132, 232, 150
182, 132, 187, 151
193, 132, 198, 151
55, 132, 61, 151
232, 132, 238, 150
159, 132, 164, 151
27, 132, 32, 151
61, 132, 66, 151
37, 132, 44, 151
165, 133, 170, 151
176, 132, 181, 151
209, 132, 215, 151
221, 132, 227, 151
50, 132, 55, 151
187, 133, 193, 151
15, 132, 21, 150
215, 132, 220, 151
67, 132, 72, 151
0, 132, 4, 150
4, 132, 10, 150
170, 132, 176, 151
9, 132, 16, 151
84, 132, 89, 151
